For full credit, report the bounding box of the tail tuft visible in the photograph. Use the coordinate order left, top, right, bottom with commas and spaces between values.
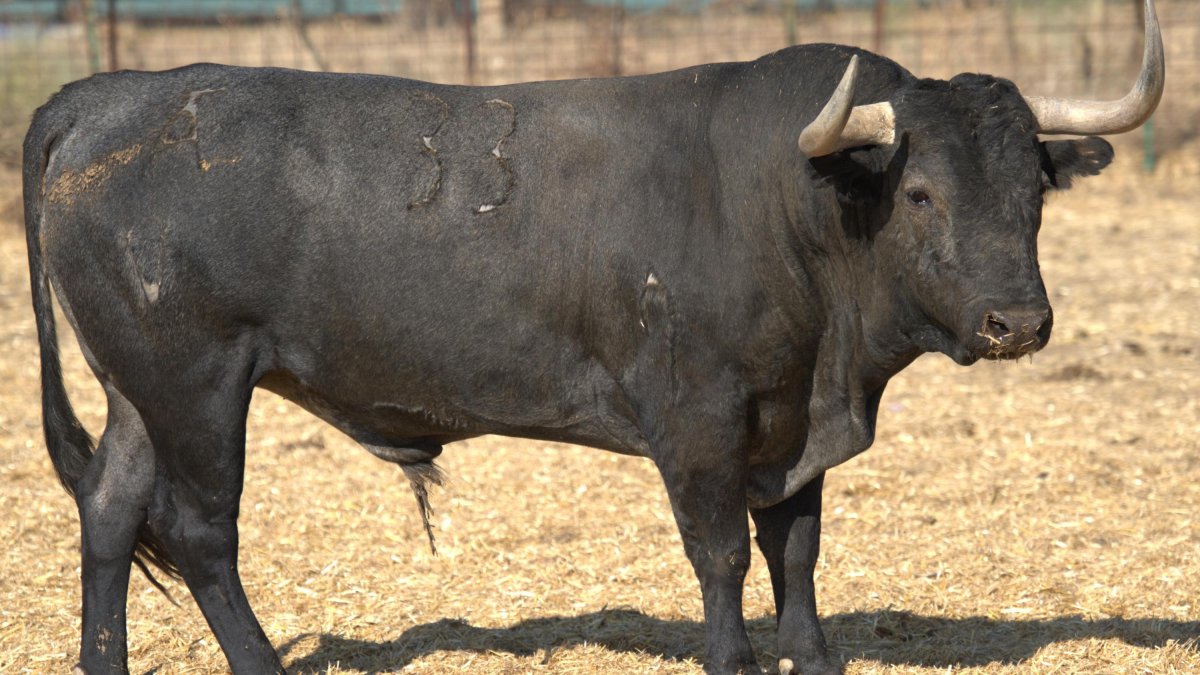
401, 462, 446, 555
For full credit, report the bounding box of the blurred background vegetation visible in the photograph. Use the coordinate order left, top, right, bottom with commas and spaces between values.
1, 0, 1196, 172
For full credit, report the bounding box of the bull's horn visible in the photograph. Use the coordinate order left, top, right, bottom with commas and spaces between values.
1025, 0, 1164, 135
798, 54, 896, 157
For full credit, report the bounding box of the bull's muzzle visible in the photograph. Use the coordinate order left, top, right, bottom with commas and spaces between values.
976, 306, 1053, 359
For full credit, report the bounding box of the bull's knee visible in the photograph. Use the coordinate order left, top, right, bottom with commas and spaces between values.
704, 546, 752, 581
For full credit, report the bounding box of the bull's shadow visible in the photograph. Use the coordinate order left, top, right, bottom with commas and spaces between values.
278, 608, 1199, 673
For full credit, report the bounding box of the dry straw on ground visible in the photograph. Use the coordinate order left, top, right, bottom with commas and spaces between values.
0, 145, 1197, 673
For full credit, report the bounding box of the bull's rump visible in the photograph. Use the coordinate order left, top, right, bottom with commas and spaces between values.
33, 64, 714, 452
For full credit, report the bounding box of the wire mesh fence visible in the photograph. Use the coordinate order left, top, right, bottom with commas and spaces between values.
2, 0, 1197, 165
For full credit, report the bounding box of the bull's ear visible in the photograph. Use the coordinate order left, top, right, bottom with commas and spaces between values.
1040, 136, 1114, 191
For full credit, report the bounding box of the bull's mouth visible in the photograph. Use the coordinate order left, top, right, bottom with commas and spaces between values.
971, 330, 1042, 361
912, 303, 1054, 366
921, 307, 1053, 365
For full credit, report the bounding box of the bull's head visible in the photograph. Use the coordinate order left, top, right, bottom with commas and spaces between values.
797, 0, 1163, 365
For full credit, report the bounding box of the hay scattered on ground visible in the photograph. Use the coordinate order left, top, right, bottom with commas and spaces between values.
0, 153, 1196, 674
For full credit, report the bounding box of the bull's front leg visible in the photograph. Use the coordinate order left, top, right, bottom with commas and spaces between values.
634, 275, 758, 672
654, 437, 759, 674
749, 473, 841, 675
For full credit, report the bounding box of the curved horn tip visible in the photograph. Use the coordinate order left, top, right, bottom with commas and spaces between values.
1026, 0, 1163, 135
797, 55, 861, 156
844, 54, 860, 81
835, 55, 862, 100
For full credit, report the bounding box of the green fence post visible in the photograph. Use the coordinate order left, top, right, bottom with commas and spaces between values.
784, 0, 796, 46
81, 0, 102, 74
1142, 118, 1156, 173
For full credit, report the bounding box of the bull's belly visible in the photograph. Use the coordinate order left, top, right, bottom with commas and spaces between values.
256, 353, 651, 458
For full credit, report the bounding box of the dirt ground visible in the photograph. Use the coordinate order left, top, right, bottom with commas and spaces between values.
0, 144, 1197, 674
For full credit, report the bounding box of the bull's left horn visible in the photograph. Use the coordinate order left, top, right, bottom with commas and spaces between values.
798, 54, 896, 157
1025, 0, 1164, 135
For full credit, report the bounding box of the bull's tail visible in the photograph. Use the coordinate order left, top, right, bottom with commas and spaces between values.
23, 107, 181, 594
23, 113, 92, 499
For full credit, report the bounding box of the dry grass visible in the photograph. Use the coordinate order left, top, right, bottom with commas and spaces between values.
0, 149, 1197, 673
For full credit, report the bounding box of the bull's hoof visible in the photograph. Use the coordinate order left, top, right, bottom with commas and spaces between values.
778, 656, 843, 675
72, 666, 88, 675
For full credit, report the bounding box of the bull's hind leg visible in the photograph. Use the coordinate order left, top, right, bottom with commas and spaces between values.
75, 386, 156, 675
142, 378, 284, 675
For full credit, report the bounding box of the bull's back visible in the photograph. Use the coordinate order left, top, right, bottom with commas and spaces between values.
40, 63, 704, 312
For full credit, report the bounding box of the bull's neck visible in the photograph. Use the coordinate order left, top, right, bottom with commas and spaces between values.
707, 79, 920, 502
704, 66, 920, 388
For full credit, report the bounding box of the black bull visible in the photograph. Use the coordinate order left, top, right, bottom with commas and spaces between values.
24, 10, 1162, 675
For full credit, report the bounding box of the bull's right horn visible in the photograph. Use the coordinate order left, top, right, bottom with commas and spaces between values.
1024, 0, 1164, 135
798, 54, 896, 157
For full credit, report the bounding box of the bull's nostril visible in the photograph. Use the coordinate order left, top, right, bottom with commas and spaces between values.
984, 313, 1010, 337
980, 307, 1051, 357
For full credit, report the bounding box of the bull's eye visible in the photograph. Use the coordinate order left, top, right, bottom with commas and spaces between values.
907, 189, 933, 207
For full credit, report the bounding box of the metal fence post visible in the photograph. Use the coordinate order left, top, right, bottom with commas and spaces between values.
784, 0, 797, 46
612, 0, 624, 76
1143, 119, 1156, 172
458, 0, 477, 84
107, 0, 119, 71
873, 0, 887, 54
81, 0, 102, 74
